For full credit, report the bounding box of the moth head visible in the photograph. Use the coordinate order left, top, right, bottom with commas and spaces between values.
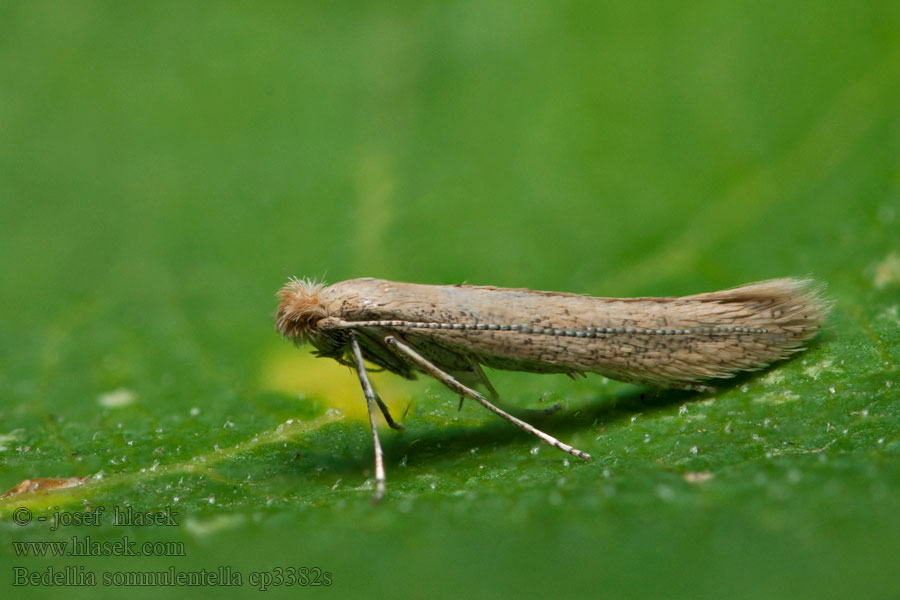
275, 278, 329, 344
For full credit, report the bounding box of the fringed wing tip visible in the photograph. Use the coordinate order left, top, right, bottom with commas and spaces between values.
693, 276, 831, 336
664, 276, 832, 385
770, 276, 832, 341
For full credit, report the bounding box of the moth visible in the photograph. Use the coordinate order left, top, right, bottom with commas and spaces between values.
276, 277, 828, 499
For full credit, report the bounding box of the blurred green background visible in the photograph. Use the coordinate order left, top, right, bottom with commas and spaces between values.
1, 1, 899, 598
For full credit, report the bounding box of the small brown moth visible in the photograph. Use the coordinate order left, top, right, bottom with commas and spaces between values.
276, 277, 828, 499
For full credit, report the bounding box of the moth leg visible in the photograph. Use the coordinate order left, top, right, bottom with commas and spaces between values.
466, 358, 500, 401
384, 336, 590, 462
466, 356, 562, 417
373, 396, 403, 430
379, 398, 404, 430
349, 332, 388, 501
344, 340, 403, 430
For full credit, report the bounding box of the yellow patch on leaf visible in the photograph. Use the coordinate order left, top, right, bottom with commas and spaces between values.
260, 348, 423, 422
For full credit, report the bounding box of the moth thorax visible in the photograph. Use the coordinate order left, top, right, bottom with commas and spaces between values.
275, 278, 328, 343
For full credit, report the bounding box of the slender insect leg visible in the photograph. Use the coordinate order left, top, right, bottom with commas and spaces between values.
374, 395, 404, 430
384, 336, 591, 461
349, 332, 388, 501
348, 334, 403, 429
466, 357, 500, 401
466, 356, 562, 416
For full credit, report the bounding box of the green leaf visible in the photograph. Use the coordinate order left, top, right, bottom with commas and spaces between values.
1, 2, 898, 599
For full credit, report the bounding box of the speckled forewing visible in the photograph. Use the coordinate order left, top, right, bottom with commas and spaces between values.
318, 278, 828, 388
